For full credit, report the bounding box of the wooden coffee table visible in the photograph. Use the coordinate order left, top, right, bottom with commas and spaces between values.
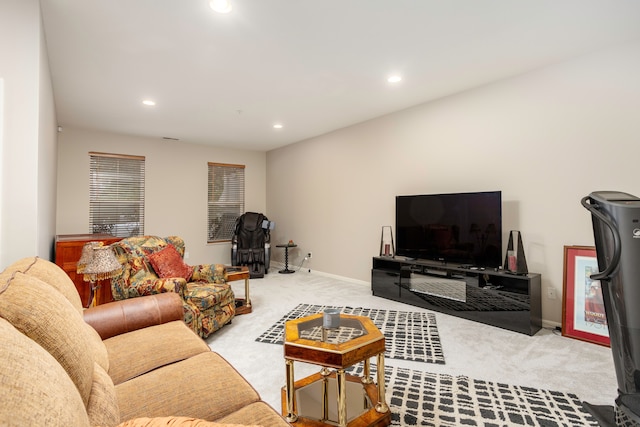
225, 266, 251, 315
281, 313, 390, 427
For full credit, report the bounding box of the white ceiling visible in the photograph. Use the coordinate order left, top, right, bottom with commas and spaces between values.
40, 0, 640, 151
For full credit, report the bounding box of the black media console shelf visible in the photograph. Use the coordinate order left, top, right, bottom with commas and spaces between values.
371, 256, 542, 335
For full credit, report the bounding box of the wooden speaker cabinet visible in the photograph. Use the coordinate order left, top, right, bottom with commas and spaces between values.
55, 234, 122, 307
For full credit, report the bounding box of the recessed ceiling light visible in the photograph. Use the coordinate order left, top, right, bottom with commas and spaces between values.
273, 124, 283, 129
142, 99, 156, 106
387, 75, 402, 84
210, 0, 232, 13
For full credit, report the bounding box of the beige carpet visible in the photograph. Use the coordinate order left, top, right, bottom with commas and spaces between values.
206, 267, 617, 419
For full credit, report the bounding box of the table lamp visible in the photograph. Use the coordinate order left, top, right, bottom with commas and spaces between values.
76, 242, 122, 308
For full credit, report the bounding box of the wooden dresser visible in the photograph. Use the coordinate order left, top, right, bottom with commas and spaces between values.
54, 234, 122, 306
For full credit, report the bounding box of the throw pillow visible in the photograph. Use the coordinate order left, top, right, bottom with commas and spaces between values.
147, 245, 193, 282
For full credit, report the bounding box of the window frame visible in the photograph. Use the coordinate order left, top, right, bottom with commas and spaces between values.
207, 162, 245, 243
89, 151, 145, 238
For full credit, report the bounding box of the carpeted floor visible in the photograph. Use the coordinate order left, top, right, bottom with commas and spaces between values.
207, 268, 617, 426
257, 302, 598, 425
347, 364, 598, 426
256, 303, 445, 364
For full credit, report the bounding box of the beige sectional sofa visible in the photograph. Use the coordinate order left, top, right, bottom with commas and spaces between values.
0, 256, 290, 427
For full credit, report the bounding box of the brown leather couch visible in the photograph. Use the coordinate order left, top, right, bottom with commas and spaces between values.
0, 256, 291, 427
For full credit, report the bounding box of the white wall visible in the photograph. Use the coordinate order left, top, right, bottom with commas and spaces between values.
38, 10, 58, 260
0, 0, 57, 268
11, 0, 635, 326
56, 128, 267, 266
266, 40, 640, 326
0, 78, 3, 262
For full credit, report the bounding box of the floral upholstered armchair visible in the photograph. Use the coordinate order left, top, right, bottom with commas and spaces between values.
110, 235, 235, 338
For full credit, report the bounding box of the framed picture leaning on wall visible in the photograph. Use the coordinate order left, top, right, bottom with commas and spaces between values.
562, 245, 610, 346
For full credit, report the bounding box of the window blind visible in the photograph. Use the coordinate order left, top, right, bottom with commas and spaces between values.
208, 162, 245, 243
89, 152, 145, 238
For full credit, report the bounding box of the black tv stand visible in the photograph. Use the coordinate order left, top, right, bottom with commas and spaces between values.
371, 256, 542, 335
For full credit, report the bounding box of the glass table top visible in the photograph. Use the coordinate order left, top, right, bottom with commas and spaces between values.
297, 316, 366, 345
284, 313, 386, 368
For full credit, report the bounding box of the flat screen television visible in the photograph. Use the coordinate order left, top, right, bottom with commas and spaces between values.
395, 191, 502, 268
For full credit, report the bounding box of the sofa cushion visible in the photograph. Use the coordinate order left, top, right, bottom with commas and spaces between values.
104, 320, 209, 385
86, 321, 111, 372
4, 257, 110, 372
0, 271, 95, 406
112, 236, 170, 299
117, 418, 262, 427
191, 263, 226, 284
147, 244, 193, 281
87, 362, 121, 427
117, 235, 170, 259
183, 282, 234, 310
4, 256, 84, 312
127, 273, 186, 297
0, 318, 90, 427
116, 352, 260, 422
216, 402, 292, 427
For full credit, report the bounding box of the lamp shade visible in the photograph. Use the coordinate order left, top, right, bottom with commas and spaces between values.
82, 245, 122, 282
77, 241, 103, 274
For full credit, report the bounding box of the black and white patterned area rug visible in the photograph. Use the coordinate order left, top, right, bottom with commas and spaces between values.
256, 303, 445, 364
348, 364, 598, 427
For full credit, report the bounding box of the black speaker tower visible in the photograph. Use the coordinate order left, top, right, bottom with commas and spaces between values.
503, 230, 528, 275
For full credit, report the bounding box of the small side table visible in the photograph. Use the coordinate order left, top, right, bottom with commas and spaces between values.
277, 243, 297, 274
281, 313, 390, 427
225, 266, 251, 315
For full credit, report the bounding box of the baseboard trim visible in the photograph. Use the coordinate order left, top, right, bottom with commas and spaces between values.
542, 319, 562, 330
269, 261, 369, 286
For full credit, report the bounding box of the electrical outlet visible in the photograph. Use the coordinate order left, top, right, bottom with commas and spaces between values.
547, 287, 556, 300
184, 251, 190, 259
307, 252, 312, 259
